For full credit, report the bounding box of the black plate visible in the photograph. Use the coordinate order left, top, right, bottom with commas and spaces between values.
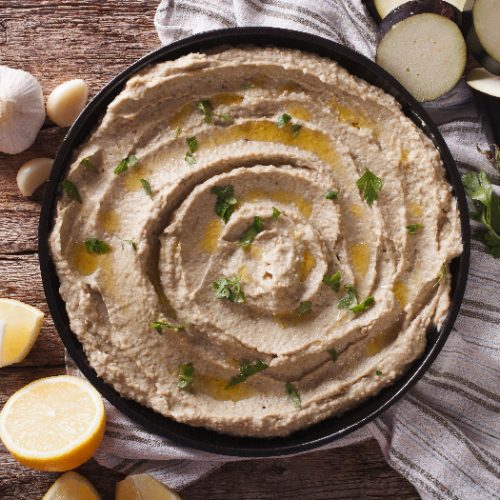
38, 27, 470, 457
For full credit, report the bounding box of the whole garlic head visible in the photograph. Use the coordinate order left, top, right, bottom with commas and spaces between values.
0, 65, 45, 155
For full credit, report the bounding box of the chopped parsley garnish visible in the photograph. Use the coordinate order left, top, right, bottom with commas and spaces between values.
356, 168, 382, 206
197, 99, 213, 123
124, 239, 137, 251
286, 382, 301, 409
226, 359, 268, 388
291, 123, 302, 136
438, 264, 446, 282
351, 295, 375, 313
84, 238, 110, 255
139, 178, 153, 197
175, 126, 182, 137
325, 190, 338, 200
212, 276, 245, 303
375, 370, 382, 376
178, 363, 194, 389
114, 154, 138, 175
337, 285, 358, 309
295, 301, 312, 317
239, 216, 264, 247
150, 320, 185, 333
60, 179, 81, 203
185, 136, 198, 164
476, 143, 500, 170
328, 348, 338, 362
80, 156, 97, 172
406, 223, 423, 235
338, 285, 375, 314
211, 184, 237, 223
462, 170, 500, 258
272, 206, 281, 219
277, 113, 292, 128
323, 272, 341, 292
219, 112, 232, 122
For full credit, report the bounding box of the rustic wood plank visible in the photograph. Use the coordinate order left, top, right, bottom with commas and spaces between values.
0, 1, 419, 499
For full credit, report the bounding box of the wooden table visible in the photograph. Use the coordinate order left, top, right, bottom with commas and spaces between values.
0, 2, 418, 498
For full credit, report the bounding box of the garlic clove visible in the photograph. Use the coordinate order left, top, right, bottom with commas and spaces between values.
46, 79, 89, 127
17, 157, 53, 197
0, 66, 45, 155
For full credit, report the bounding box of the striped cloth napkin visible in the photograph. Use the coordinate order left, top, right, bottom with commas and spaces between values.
69, 1, 500, 498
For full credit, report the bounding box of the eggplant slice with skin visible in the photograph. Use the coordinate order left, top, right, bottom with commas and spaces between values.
376, 11, 466, 101
364, 0, 467, 23
467, 0, 500, 76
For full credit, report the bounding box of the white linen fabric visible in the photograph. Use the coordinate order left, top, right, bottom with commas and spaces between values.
68, 1, 500, 498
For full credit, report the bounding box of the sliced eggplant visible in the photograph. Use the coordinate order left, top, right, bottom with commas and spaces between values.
467, 0, 500, 76
364, 0, 466, 23
376, 13, 467, 101
466, 67, 500, 97
379, 0, 462, 36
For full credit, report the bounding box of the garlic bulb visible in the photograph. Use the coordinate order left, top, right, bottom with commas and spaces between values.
17, 157, 53, 197
0, 65, 45, 155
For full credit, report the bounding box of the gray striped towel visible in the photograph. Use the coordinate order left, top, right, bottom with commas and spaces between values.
68, 1, 500, 498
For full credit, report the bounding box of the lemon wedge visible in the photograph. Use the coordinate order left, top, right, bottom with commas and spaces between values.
0, 375, 106, 471
0, 298, 44, 367
43, 471, 102, 500
115, 474, 181, 500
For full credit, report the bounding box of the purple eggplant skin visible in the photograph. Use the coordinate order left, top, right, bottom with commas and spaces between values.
378, 0, 462, 39
362, 0, 384, 24
467, 27, 500, 76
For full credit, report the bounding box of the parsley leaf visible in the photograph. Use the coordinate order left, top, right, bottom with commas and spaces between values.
328, 348, 338, 362
175, 126, 182, 137
140, 178, 153, 197
291, 123, 302, 136
325, 190, 338, 200
61, 179, 82, 203
80, 156, 97, 172
323, 272, 341, 292
211, 184, 237, 223
84, 238, 110, 255
213, 276, 245, 303
226, 359, 268, 388
150, 320, 185, 333
406, 223, 423, 234
295, 301, 312, 317
286, 382, 301, 409
114, 154, 138, 175
197, 99, 213, 123
337, 285, 358, 309
375, 369, 382, 376
351, 295, 375, 313
356, 168, 382, 206
178, 363, 194, 389
124, 239, 137, 251
185, 136, 198, 164
277, 113, 292, 128
239, 216, 264, 247
462, 170, 500, 258
272, 206, 281, 219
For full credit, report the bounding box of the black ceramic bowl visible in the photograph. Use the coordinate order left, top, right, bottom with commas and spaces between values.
38, 27, 470, 457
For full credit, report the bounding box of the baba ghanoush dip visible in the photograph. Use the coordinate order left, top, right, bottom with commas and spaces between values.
50, 47, 463, 437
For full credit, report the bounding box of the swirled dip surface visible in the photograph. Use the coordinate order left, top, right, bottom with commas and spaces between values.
50, 47, 462, 437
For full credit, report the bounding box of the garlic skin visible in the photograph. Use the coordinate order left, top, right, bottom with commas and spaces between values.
17, 157, 53, 197
0, 65, 45, 155
47, 79, 89, 127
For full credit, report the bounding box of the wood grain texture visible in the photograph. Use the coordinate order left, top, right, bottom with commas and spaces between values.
0, 1, 419, 499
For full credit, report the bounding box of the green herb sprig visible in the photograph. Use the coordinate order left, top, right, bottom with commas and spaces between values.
211, 184, 237, 223
323, 272, 341, 292
356, 168, 382, 206
140, 178, 153, 197
61, 179, 81, 203
286, 382, 301, 409
239, 216, 264, 247
213, 276, 245, 303
150, 320, 185, 333
185, 136, 198, 164
406, 223, 423, 235
338, 285, 375, 314
84, 238, 110, 255
178, 363, 194, 389
114, 154, 138, 175
226, 359, 268, 388
295, 301, 312, 317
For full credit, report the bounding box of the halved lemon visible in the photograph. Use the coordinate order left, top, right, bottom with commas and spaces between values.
0, 375, 106, 471
0, 298, 44, 367
115, 473, 181, 500
43, 471, 102, 500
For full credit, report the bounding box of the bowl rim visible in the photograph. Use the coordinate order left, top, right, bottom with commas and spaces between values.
38, 26, 470, 458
